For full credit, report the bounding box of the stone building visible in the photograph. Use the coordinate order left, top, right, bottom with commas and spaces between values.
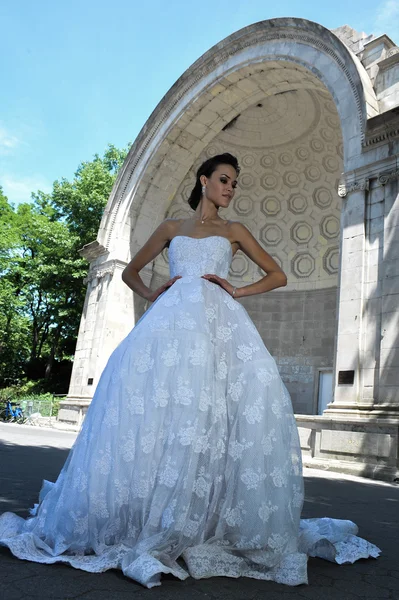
58, 19, 399, 481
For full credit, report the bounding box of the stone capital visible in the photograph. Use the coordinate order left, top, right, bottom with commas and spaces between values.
83, 259, 127, 285
378, 168, 399, 186
338, 178, 369, 197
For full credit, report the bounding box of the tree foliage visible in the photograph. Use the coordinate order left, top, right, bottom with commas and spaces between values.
0, 144, 130, 391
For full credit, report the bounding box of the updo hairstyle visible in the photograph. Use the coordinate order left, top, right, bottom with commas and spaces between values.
188, 153, 240, 211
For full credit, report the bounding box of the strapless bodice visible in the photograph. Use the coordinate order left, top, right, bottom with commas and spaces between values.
168, 235, 232, 278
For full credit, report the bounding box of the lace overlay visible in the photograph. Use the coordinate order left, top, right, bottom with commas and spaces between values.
0, 236, 380, 587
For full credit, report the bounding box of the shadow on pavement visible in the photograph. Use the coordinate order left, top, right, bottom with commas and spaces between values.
0, 439, 69, 516
0, 439, 399, 600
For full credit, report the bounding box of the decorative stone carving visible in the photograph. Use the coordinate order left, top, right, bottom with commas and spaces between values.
234, 196, 253, 215
378, 169, 399, 185
206, 145, 219, 157
323, 155, 340, 173
261, 224, 283, 246
323, 246, 340, 275
326, 115, 340, 129
162, 86, 343, 291
313, 187, 333, 209
261, 196, 281, 217
160, 247, 169, 265
305, 165, 321, 182
79, 240, 108, 261
291, 221, 313, 244
291, 252, 316, 278
241, 153, 256, 167
279, 151, 293, 166
338, 179, 369, 197
169, 205, 190, 220
283, 171, 301, 188
260, 173, 279, 190
260, 153, 276, 168
310, 138, 324, 153
386, 46, 399, 58
230, 254, 249, 277
219, 89, 321, 149
84, 262, 118, 284
288, 194, 308, 215
239, 173, 255, 189
296, 147, 310, 161
320, 127, 335, 142
320, 215, 340, 240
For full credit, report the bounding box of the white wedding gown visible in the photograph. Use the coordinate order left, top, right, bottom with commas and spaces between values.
0, 236, 380, 587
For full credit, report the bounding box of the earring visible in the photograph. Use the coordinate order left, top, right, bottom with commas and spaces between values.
202, 185, 206, 196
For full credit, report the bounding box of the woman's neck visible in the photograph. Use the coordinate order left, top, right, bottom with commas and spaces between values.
195, 199, 220, 223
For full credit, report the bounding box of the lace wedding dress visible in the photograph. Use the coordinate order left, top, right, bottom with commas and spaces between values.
0, 236, 380, 587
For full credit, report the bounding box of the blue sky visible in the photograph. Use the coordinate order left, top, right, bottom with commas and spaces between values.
1, 0, 398, 205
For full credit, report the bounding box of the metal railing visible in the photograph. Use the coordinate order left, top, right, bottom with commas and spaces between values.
20, 394, 66, 421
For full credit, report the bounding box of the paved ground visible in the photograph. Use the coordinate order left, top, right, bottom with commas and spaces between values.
0, 422, 398, 600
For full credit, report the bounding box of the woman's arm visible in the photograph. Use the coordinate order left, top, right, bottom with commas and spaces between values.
230, 222, 287, 299
121, 220, 175, 299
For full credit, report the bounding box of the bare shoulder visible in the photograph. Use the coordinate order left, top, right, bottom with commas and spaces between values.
228, 221, 255, 245
156, 218, 182, 239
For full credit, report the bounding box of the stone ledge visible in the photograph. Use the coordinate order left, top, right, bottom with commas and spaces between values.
362, 34, 396, 53
297, 415, 399, 482
302, 455, 399, 481
57, 399, 91, 427
377, 49, 399, 71
296, 413, 399, 424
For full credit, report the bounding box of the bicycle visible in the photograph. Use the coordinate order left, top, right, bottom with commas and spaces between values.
0, 400, 25, 423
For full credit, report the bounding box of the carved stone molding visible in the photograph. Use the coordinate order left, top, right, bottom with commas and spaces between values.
338, 179, 370, 197
363, 120, 399, 148
83, 260, 127, 284
386, 46, 399, 58
339, 168, 399, 195
79, 240, 108, 261
84, 266, 114, 285
378, 169, 399, 185
377, 47, 399, 71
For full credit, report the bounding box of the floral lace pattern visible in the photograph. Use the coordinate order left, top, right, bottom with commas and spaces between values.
0, 236, 380, 588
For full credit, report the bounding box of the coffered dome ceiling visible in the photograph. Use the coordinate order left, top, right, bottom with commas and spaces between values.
220, 89, 322, 149
158, 87, 343, 291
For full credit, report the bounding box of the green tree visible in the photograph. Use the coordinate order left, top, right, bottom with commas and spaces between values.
0, 188, 31, 384
0, 143, 130, 390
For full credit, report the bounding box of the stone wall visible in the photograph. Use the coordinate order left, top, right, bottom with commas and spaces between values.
241, 288, 337, 414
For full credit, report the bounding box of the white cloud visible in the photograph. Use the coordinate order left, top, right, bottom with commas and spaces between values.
374, 0, 399, 39
1, 174, 52, 205
0, 126, 21, 155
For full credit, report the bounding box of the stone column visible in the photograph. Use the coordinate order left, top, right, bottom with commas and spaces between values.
325, 182, 368, 414
325, 171, 399, 417
58, 254, 142, 425
297, 170, 399, 481
360, 179, 384, 408
379, 171, 399, 411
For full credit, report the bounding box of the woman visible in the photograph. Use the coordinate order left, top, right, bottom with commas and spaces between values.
0, 153, 379, 587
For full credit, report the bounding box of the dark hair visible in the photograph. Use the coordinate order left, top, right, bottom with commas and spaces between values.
188, 152, 240, 210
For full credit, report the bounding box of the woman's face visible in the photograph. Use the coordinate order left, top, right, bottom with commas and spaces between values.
202, 164, 238, 209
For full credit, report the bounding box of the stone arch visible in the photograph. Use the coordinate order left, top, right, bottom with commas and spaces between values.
63, 17, 383, 424
97, 17, 377, 258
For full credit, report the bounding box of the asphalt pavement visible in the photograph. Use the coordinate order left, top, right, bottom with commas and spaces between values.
0, 422, 398, 600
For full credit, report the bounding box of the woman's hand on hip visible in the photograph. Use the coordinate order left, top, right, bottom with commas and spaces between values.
146, 275, 182, 302
201, 274, 234, 296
